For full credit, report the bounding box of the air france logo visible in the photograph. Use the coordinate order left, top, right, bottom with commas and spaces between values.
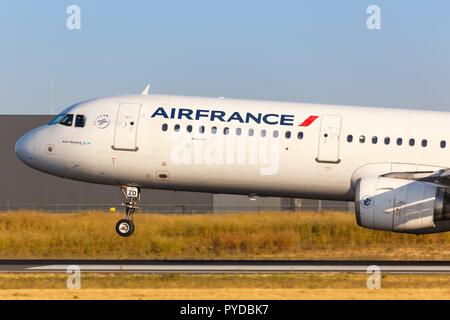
95, 114, 110, 129
151, 107, 318, 127
361, 196, 374, 209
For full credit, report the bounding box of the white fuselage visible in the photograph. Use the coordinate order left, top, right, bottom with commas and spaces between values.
15, 94, 450, 202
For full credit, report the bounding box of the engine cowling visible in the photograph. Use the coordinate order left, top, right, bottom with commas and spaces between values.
356, 176, 450, 234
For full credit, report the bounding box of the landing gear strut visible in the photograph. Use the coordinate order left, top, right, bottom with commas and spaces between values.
115, 186, 140, 237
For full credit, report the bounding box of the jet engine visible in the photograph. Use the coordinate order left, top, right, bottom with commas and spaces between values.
355, 176, 450, 234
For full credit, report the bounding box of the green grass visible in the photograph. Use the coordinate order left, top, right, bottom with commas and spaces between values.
0, 210, 448, 259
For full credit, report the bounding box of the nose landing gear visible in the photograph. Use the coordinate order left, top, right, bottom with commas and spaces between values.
115, 186, 140, 237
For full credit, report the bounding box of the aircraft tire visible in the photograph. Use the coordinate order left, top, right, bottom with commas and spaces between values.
116, 219, 135, 237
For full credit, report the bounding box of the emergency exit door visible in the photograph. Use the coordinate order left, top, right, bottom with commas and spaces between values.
113, 103, 141, 151
316, 115, 342, 163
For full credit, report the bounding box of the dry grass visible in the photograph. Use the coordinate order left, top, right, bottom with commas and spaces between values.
1, 288, 449, 300
0, 210, 449, 259
0, 273, 449, 289
0, 273, 448, 300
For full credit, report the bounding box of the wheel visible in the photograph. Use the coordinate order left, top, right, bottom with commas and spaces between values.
115, 219, 135, 237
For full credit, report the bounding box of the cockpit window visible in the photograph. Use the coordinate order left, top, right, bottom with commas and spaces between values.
48, 105, 75, 125
48, 114, 66, 125
75, 115, 86, 128
59, 114, 74, 127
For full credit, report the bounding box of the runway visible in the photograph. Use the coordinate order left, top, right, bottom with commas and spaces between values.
0, 260, 450, 274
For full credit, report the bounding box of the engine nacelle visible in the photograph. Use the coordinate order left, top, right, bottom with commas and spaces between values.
356, 177, 450, 234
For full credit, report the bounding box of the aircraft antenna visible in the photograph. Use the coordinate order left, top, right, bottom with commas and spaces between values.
141, 84, 151, 96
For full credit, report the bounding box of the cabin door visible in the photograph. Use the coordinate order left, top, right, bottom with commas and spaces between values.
316, 115, 342, 163
113, 103, 141, 151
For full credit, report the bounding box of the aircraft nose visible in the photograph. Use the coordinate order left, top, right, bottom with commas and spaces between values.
15, 131, 36, 165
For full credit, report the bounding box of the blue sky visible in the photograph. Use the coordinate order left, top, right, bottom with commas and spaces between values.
2, 0, 450, 114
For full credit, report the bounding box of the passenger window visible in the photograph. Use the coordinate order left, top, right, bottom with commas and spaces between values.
162, 124, 168, 132
59, 114, 74, 127
397, 138, 403, 146
384, 137, 390, 145
441, 140, 446, 148
285, 131, 291, 139
199, 126, 205, 134
372, 136, 378, 144
347, 135, 353, 143
174, 124, 181, 132
187, 125, 193, 133
409, 138, 415, 146
298, 132, 304, 140
236, 128, 242, 136
224, 127, 230, 135
260, 129, 267, 137
359, 135, 365, 143
421, 139, 427, 147
248, 129, 254, 137
74, 115, 86, 128
273, 130, 279, 138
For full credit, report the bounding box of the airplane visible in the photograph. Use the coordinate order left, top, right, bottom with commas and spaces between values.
15, 86, 450, 236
